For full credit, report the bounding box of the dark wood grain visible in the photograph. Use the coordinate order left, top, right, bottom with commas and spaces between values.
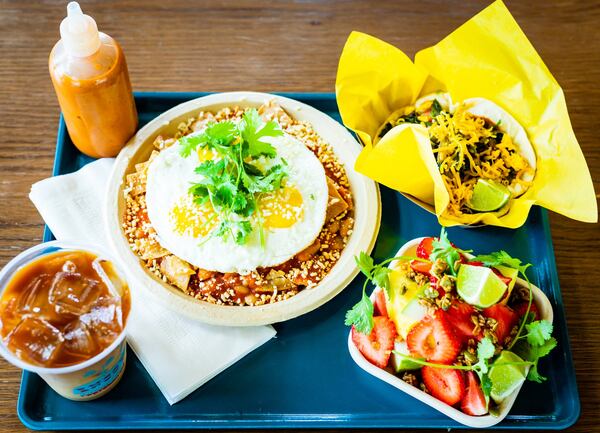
1, 0, 599, 431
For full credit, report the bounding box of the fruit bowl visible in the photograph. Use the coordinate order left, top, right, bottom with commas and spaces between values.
105, 92, 381, 326
347, 237, 554, 428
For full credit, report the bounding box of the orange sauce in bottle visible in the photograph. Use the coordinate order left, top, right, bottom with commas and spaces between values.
49, 3, 137, 158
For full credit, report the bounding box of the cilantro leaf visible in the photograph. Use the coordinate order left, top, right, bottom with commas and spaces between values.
526, 320, 553, 347
372, 267, 392, 295
344, 289, 374, 334
355, 252, 375, 278
203, 121, 237, 148
430, 99, 442, 118
179, 121, 237, 157
473, 250, 531, 276
430, 228, 470, 276
473, 337, 495, 375
353, 252, 392, 296
179, 134, 207, 157
513, 332, 557, 384
215, 220, 253, 245
240, 109, 282, 158
480, 373, 493, 397
523, 338, 557, 383
231, 220, 253, 245
527, 363, 546, 383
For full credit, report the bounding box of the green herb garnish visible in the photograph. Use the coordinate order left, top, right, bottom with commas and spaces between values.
473, 250, 531, 275
179, 109, 286, 245
430, 228, 472, 276
430, 99, 443, 118
511, 319, 557, 383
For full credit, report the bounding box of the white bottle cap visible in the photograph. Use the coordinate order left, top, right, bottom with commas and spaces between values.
59, 2, 101, 57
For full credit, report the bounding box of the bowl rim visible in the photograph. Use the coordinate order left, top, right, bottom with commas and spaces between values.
347, 236, 554, 428
105, 91, 381, 326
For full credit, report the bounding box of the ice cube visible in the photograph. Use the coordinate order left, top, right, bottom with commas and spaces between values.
48, 271, 100, 316
6, 317, 64, 366
62, 320, 97, 356
62, 260, 77, 273
92, 258, 128, 297
18, 273, 52, 315
80, 297, 123, 348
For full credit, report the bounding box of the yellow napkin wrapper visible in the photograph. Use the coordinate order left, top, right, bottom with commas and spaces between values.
336, 0, 597, 227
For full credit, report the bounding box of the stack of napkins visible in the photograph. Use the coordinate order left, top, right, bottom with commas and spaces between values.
29, 158, 276, 405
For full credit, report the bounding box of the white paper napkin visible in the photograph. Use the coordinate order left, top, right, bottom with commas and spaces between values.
29, 158, 276, 405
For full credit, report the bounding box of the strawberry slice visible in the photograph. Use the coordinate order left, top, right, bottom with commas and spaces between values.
443, 300, 481, 343
483, 304, 518, 346
422, 366, 465, 406
406, 312, 461, 364
374, 289, 388, 317
461, 371, 488, 416
416, 237, 435, 259
410, 260, 432, 275
351, 316, 396, 368
513, 301, 539, 322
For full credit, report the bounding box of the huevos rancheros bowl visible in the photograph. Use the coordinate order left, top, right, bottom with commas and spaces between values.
106, 91, 381, 326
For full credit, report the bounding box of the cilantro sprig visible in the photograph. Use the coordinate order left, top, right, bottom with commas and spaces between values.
511, 319, 557, 383
473, 250, 532, 276
430, 228, 472, 276
179, 109, 287, 245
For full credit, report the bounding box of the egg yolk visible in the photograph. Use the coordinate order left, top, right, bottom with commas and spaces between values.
169, 196, 217, 238
197, 146, 218, 163
259, 186, 304, 229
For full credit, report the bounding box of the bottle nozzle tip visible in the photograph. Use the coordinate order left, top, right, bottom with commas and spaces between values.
67, 1, 83, 17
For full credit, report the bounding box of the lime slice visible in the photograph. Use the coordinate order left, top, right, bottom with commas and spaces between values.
456, 264, 508, 308
467, 179, 511, 212
489, 351, 527, 403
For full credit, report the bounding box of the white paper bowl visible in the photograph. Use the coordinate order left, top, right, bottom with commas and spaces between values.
347, 237, 553, 428
106, 91, 381, 327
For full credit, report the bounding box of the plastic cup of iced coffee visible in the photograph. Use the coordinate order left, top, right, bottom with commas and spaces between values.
0, 241, 131, 401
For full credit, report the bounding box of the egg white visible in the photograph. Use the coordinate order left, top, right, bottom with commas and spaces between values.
145, 131, 329, 274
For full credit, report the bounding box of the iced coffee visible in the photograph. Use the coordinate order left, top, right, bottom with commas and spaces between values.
0, 245, 130, 401
0, 250, 130, 367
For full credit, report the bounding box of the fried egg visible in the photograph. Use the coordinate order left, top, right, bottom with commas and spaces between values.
145, 131, 329, 274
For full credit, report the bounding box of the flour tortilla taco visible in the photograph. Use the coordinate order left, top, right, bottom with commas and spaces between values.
375, 92, 536, 218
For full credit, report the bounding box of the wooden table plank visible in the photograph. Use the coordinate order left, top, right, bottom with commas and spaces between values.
0, 0, 598, 431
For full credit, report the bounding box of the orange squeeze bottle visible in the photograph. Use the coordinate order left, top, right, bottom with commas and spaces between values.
49, 2, 138, 158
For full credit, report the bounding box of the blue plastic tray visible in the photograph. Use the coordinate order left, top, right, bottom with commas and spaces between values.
17, 92, 580, 430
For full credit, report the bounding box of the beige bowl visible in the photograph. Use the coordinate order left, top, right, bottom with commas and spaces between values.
105, 92, 381, 327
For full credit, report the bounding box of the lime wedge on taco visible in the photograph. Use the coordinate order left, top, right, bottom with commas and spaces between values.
467, 179, 511, 212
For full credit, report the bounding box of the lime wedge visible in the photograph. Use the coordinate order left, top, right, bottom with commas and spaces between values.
391, 341, 421, 372
456, 264, 508, 308
467, 179, 511, 212
489, 351, 527, 403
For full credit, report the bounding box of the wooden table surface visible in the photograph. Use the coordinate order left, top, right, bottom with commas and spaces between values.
1, 0, 599, 431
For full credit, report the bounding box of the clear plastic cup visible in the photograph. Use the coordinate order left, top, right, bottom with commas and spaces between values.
0, 240, 130, 401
